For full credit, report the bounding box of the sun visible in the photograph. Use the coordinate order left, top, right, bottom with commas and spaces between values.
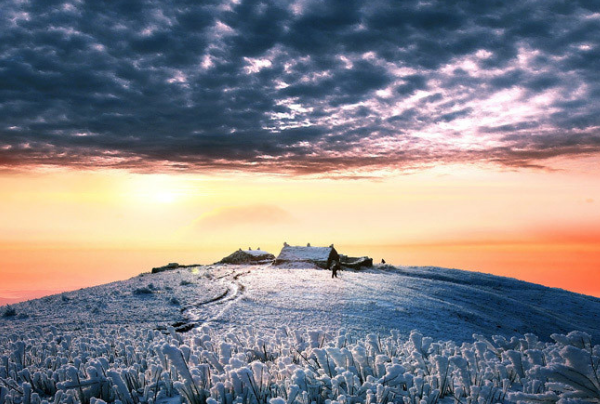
127, 174, 187, 205
151, 190, 178, 204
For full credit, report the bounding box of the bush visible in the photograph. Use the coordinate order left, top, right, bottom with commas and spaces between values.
2, 305, 17, 317
133, 287, 154, 295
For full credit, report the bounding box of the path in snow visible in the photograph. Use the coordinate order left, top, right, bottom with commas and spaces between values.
175, 270, 249, 331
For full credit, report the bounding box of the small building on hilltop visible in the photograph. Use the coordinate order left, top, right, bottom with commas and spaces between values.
218, 248, 275, 265
273, 243, 340, 269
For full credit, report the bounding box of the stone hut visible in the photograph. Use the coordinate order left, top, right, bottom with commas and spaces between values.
273, 243, 340, 269
218, 248, 275, 265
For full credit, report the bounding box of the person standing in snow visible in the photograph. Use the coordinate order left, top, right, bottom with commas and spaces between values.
331, 260, 340, 278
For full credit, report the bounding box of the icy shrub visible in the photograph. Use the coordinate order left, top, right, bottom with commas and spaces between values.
531, 331, 600, 402
0, 326, 599, 404
133, 287, 154, 295
2, 306, 16, 317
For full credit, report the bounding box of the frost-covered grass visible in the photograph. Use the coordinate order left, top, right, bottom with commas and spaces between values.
0, 267, 227, 332
1, 325, 599, 404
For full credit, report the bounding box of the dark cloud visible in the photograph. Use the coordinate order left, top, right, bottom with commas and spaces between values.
1, 0, 600, 175
396, 75, 428, 96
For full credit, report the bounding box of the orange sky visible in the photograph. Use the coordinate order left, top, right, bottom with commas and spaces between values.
1, 158, 599, 301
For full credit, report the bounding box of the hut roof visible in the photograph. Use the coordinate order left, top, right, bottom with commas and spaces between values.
218, 249, 275, 264
276, 245, 335, 262
243, 249, 273, 258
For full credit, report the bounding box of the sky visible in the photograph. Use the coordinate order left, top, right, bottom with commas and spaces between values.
1, 0, 599, 301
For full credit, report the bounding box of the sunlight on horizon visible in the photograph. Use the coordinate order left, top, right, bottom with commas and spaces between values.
1, 159, 599, 300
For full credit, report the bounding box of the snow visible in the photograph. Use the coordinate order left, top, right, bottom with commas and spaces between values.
276, 246, 333, 261
2, 264, 599, 342
1, 263, 600, 404
243, 250, 273, 258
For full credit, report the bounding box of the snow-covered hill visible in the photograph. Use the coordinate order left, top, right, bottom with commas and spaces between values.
2, 264, 600, 404
2, 264, 600, 342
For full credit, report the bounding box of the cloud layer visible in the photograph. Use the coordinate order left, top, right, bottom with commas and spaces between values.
1, 0, 600, 174
190, 204, 293, 230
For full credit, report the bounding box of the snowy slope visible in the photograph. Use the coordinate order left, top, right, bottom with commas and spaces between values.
2, 264, 599, 342
2, 264, 600, 404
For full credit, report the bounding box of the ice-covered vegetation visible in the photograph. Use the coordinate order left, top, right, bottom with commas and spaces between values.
1, 325, 599, 404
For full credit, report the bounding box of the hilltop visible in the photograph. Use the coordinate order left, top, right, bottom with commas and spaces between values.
2, 264, 599, 342
2, 263, 600, 404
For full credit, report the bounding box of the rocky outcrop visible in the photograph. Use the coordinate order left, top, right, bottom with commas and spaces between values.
151, 263, 182, 274
218, 249, 275, 265
340, 255, 373, 269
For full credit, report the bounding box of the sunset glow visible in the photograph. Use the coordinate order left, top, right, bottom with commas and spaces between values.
1, 159, 599, 301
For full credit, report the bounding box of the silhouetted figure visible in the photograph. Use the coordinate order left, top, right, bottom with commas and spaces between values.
381, 258, 386, 264
331, 260, 340, 278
